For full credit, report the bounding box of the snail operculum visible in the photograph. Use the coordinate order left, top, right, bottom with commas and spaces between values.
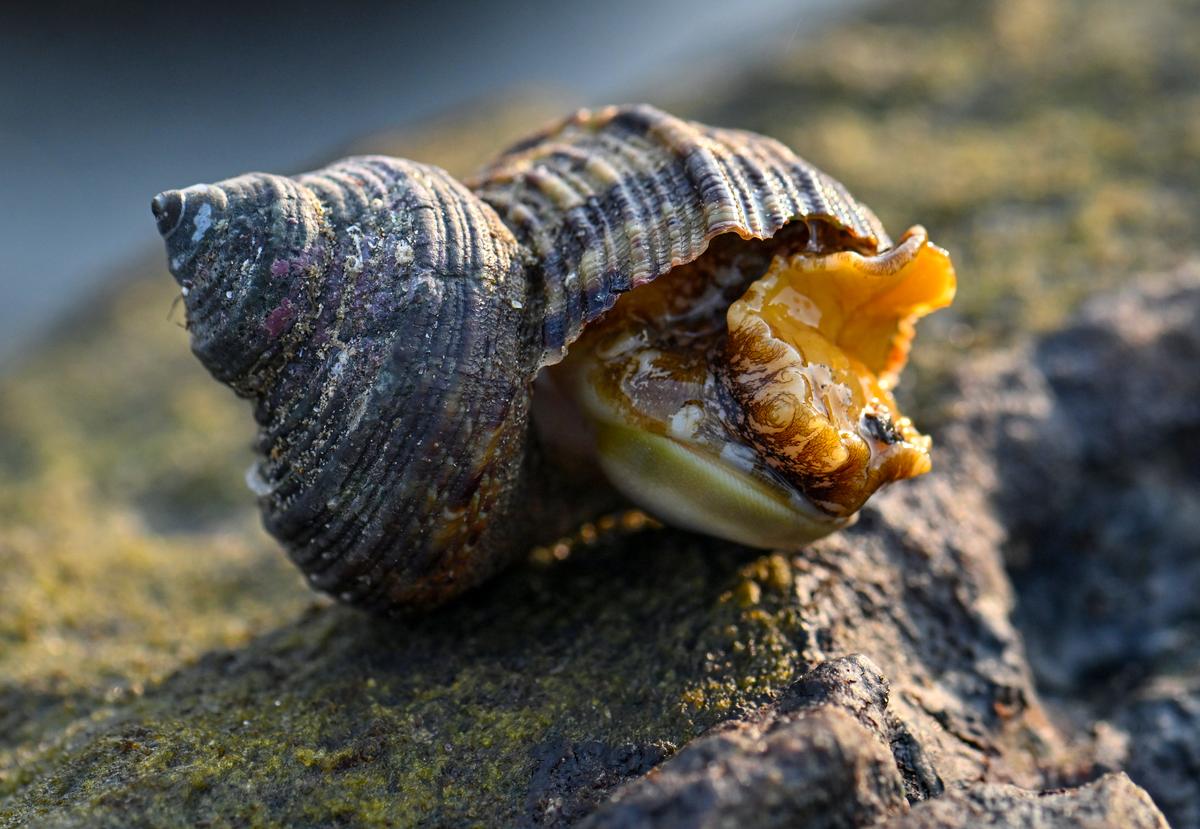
548, 224, 956, 549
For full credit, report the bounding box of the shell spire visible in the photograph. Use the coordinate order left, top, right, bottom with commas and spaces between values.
156, 158, 545, 609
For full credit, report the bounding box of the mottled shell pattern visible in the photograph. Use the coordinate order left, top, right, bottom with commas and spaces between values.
153, 104, 955, 611
470, 106, 890, 360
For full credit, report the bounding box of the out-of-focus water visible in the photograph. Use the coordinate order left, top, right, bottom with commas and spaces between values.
0, 0, 861, 364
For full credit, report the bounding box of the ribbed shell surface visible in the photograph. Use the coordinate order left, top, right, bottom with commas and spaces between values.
247, 158, 536, 609
470, 104, 892, 364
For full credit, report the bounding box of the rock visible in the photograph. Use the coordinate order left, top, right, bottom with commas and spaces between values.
1116, 682, 1200, 829
974, 266, 1200, 828
885, 774, 1168, 829
582, 704, 905, 829
937, 265, 1200, 827
579, 656, 910, 828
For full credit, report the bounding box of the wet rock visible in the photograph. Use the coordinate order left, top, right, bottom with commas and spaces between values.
528, 738, 670, 825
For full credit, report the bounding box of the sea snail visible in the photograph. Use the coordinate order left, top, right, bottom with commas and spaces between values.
152, 104, 956, 611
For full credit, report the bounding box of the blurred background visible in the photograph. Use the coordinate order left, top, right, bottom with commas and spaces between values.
2, 0, 1198, 825
0, 0, 859, 364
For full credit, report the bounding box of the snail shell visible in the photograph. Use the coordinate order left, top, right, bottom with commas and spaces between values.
152, 104, 955, 610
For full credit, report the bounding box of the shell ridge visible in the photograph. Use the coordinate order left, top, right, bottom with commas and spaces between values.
233, 157, 533, 607
540, 153, 631, 300
475, 104, 893, 362
616, 130, 678, 286
272, 173, 441, 582
309, 175, 454, 590
678, 127, 761, 237
589, 129, 657, 288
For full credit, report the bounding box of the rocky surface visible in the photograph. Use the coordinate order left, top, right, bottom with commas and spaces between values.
579, 657, 913, 828
885, 774, 1168, 829
2, 0, 1198, 825
989, 271, 1200, 827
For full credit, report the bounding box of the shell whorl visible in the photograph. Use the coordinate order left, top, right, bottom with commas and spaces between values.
165, 158, 536, 608
470, 104, 891, 364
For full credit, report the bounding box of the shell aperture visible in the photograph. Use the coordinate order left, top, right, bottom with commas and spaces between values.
550, 226, 955, 549
722, 226, 955, 519
153, 104, 956, 610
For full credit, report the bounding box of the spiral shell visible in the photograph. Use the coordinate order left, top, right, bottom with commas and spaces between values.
153, 104, 954, 611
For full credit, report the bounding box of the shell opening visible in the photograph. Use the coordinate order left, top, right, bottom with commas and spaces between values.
546, 224, 956, 549
722, 226, 956, 517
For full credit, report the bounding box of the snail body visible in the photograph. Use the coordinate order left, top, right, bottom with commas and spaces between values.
153, 105, 955, 610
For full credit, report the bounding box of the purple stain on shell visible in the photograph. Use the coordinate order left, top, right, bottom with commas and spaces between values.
265, 298, 296, 338
270, 252, 313, 279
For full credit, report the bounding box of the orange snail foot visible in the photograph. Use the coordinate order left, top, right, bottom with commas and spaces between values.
722, 226, 957, 518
